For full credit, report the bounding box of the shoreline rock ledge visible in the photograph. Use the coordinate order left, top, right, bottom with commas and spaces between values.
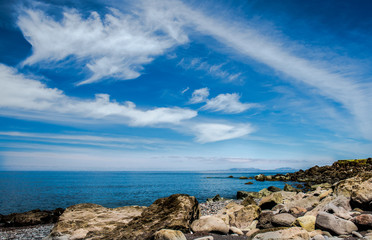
45, 194, 199, 240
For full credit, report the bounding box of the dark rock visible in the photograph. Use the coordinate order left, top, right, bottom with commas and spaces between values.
237, 191, 260, 200
228, 175, 234, 178
241, 196, 257, 206
255, 174, 266, 181
257, 211, 274, 229
245, 182, 253, 185
268, 186, 281, 192
111, 194, 200, 239
0, 208, 64, 227
259, 193, 283, 210
239, 176, 248, 179
353, 214, 372, 230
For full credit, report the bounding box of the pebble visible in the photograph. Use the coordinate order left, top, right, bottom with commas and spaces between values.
0, 224, 53, 240
199, 199, 242, 216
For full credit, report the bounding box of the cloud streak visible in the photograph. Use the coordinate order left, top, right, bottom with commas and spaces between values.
0, 64, 197, 126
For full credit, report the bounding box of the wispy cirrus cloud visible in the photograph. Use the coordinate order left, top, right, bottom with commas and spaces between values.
0, 64, 197, 126
18, 7, 188, 85
192, 123, 254, 143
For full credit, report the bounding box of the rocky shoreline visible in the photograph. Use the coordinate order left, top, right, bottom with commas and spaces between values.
1, 159, 371, 240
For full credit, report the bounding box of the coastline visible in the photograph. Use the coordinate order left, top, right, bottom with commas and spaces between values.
1, 159, 371, 240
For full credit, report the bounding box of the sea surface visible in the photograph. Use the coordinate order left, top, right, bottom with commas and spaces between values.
0, 171, 295, 214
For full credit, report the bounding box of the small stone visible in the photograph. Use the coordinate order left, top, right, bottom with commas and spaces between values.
229, 226, 243, 235
193, 237, 213, 240
153, 229, 186, 240
351, 231, 363, 238
246, 228, 260, 237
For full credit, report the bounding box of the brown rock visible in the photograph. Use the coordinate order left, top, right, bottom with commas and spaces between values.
271, 213, 296, 227
252, 227, 310, 240
191, 216, 229, 234
116, 194, 200, 240
154, 229, 187, 240
353, 214, 372, 229
229, 205, 260, 230
289, 206, 307, 216
259, 192, 283, 210
1, 208, 64, 227
257, 211, 274, 229
46, 203, 145, 240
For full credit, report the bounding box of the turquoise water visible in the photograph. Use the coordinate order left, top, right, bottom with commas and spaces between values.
0, 171, 294, 214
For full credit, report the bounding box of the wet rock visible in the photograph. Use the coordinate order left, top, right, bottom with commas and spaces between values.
0, 208, 64, 227
239, 176, 248, 179
206, 194, 223, 202
228, 175, 234, 178
237, 191, 260, 200
271, 213, 296, 227
255, 174, 266, 181
315, 212, 358, 235
241, 196, 257, 206
245, 182, 253, 185
154, 229, 187, 240
191, 216, 229, 234
267, 186, 281, 192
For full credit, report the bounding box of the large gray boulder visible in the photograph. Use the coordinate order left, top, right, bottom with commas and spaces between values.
271, 213, 296, 227
315, 212, 358, 235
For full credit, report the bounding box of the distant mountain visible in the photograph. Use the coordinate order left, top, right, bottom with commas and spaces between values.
227, 167, 297, 173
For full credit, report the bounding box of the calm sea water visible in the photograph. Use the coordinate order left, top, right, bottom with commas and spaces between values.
0, 171, 294, 214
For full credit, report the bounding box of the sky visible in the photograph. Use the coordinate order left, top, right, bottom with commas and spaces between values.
0, 0, 371, 171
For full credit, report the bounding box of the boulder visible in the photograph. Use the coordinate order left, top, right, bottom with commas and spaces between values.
315, 212, 358, 235
1, 208, 64, 227
296, 215, 316, 232
268, 186, 281, 192
259, 192, 283, 210
350, 177, 372, 210
259, 188, 272, 198
237, 191, 260, 200
252, 227, 310, 240
255, 174, 266, 181
154, 229, 187, 240
45, 204, 145, 240
229, 205, 260, 230
241, 196, 257, 206
257, 211, 274, 229
271, 213, 296, 227
353, 214, 372, 229
206, 194, 222, 202
191, 216, 229, 234
284, 184, 298, 192
111, 194, 199, 239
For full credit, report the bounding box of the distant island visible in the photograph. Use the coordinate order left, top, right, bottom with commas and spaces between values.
227, 167, 298, 172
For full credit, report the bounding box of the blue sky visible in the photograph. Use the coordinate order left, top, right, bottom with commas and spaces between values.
0, 0, 371, 170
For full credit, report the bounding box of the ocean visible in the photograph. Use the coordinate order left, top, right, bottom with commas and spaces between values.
0, 171, 294, 215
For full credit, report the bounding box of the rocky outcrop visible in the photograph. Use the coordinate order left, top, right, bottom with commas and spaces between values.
0, 208, 64, 227
254, 158, 372, 185
115, 194, 199, 240
46, 203, 145, 240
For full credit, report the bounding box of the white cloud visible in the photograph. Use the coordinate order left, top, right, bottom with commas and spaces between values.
189, 88, 255, 114
18, 7, 188, 85
0, 64, 197, 126
193, 123, 254, 143
202, 93, 255, 114
189, 87, 209, 103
